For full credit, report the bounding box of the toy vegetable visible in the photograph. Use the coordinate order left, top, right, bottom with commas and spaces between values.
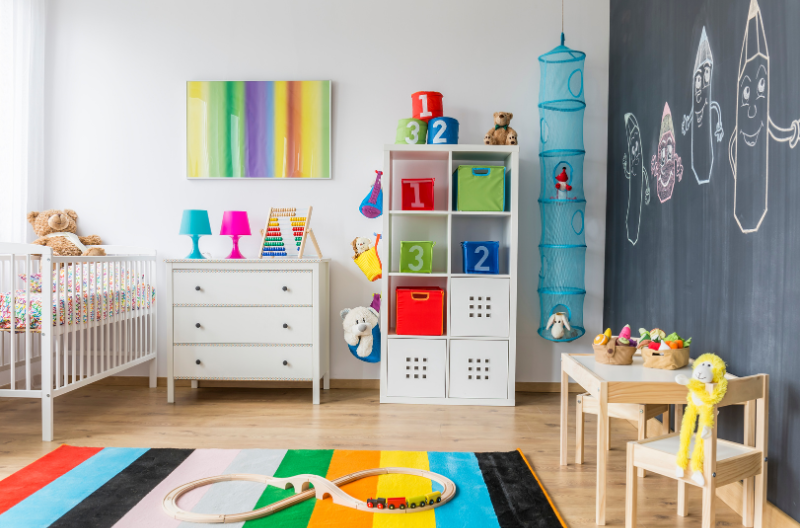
675, 353, 727, 486
649, 328, 666, 342
639, 328, 651, 341
616, 324, 632, 345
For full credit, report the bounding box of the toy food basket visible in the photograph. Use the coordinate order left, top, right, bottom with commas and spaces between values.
592, 337, 636, 365
354, 234, 382, 282
642, 347, 690, 370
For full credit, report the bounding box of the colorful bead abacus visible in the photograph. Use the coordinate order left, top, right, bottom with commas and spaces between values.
259, 207, 322, 259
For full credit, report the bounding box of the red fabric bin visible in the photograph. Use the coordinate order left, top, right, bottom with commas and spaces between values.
401, 178, 435, 210
411, 91, 443, 123
396, 287, 445, 336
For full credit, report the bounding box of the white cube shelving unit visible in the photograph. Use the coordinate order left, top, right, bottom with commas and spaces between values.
380, 144, 519, 406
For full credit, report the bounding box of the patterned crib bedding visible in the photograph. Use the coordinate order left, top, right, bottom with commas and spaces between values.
0, 265, 155, 330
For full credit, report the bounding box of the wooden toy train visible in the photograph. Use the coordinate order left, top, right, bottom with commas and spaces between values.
366, 491, 442, 510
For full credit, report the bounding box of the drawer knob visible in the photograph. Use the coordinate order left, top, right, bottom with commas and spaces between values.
282, 286, 288, 292
283, 360, 288, 366
196, 359, 201, 365
195, 323, 201, 328
283, 323, 288, 329
195, 286, 201, 291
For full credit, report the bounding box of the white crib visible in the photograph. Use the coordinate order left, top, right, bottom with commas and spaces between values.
0, 243, 157, 441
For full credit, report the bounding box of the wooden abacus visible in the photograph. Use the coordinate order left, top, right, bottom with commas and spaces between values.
259, 206, 322, 259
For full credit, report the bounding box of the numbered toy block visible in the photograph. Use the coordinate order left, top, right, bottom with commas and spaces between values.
395, 118, 427, 145
396, 287, 445, 336
411, 91, 443, 123
399, 241, 435, 273
401, 178, 435, 210
462, 241, 500, 274
455, 165, 506, 211
426, 117, 459, 145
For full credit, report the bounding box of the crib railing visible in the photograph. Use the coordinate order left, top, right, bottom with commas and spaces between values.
0, 242, 157, 441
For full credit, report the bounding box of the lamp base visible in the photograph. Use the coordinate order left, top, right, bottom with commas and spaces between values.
184, 235, 206, 259
226, 235, 246, 259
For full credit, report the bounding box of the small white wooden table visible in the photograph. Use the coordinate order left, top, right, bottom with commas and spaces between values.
560, 353, 695, 525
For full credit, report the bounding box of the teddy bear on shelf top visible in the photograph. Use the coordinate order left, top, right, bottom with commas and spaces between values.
484, 112, 518, 145
28, 209, 106, 256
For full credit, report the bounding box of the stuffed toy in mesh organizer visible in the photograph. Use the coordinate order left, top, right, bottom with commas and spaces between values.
353, 234, 382, 282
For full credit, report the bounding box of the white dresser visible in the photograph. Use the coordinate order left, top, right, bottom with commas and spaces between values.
165, 259, 330, 404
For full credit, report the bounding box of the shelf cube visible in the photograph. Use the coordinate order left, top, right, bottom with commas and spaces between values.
450, 277, 509, 337
461, 241, 500, 274
401, 178, 435, 210
395, 287, 445, 336
449, 340, 509, 399
387, 339, 446, 397
426, 117, 459, 145
399, 241, 435, 273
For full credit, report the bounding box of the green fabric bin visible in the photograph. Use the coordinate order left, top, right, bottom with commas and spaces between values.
455, 165, 506, 211
399, 241, 435, 273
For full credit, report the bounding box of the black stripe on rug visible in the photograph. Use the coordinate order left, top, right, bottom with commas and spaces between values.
475, 451, 564, 528
49, 448, 194, 528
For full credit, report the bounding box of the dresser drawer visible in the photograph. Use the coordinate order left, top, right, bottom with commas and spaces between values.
174, 345, 313, 380
174, 307, 313, 344
173, 270, 312, 305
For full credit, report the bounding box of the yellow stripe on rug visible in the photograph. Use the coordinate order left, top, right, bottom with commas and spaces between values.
372, 451, 435, 528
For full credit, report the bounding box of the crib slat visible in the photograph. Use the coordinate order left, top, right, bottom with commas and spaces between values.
92, 261, 97, 376
10, 255, 16, 390
25, 255, 31, 390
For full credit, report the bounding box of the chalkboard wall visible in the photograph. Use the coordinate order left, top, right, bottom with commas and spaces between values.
605, 0, 800, 520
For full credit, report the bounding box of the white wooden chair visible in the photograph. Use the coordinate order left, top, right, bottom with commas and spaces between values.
625, 374, 768, 528
576, 393, 669, 476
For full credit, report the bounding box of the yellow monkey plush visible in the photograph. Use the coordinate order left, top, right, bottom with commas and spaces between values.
675, 353, 727, 486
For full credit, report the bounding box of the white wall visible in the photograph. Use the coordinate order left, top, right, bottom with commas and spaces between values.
44, 0, 609, 382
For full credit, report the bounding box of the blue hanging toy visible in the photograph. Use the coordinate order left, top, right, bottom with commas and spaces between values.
342, 294, 381, 363
359, 171, 383, 218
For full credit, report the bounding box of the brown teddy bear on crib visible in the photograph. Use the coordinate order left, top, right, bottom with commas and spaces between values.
484, 112, 518, 145
28, 209, 106, 256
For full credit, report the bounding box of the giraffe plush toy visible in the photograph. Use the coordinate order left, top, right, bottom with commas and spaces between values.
674, 353, 728, 486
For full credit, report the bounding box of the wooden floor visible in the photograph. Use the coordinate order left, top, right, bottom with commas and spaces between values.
0, 385, 746, 527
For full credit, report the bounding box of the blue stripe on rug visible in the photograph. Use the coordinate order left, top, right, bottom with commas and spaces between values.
0, 447, 147, 528
428, 451, 500, 528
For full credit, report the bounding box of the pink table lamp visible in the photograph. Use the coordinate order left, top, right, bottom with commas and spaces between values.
220, 211, 251, 259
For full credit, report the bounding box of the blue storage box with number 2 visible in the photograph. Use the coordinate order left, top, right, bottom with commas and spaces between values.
462, 241, 500, 274
426, 117, 459, 145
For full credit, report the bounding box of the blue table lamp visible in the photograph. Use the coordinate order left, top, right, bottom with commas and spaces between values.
179, 209, 212, 259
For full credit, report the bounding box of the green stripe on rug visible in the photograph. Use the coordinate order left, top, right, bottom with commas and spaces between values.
243, 449, 333, 528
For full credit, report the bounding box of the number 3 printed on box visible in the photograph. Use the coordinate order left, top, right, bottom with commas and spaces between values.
431, 120, 447, 144
407, 245, 424, 271
405, 121, 420, 144
473, 246, 490, 272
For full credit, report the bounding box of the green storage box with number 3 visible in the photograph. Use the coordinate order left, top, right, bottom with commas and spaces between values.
395, 118, 427, 145
400, 241, 435, 273
455, 165, 506, 211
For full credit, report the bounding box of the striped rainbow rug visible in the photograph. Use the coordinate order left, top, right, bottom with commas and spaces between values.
0, 446, 565, 528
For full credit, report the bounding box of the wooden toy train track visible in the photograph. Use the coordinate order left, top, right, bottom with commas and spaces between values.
162, 467, 457, 524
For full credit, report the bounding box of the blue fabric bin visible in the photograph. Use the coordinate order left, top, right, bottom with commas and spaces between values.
461, 241, 500, 274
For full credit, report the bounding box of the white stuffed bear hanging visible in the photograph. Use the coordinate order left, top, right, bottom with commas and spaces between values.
340, 306, 380, 357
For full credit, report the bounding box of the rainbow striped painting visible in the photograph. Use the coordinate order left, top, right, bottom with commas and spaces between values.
187, 81, 331, 179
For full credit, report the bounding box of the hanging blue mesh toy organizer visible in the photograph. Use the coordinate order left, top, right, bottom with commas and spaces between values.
538, 35, 587, 342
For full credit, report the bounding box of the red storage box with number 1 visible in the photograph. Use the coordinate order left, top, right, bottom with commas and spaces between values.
411, 91, 443, 123
401, 178, 435, 210
396, 287, 445, 336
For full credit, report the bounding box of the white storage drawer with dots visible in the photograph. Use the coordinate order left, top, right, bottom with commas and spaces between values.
165, 259, 330, 405
386, 339, 446, 398
450, 278, 510, 337
448, 340, 509, 399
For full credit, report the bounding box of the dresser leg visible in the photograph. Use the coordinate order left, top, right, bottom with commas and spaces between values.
323, 371, 330, 390
191, 380, 198, 389
313, 377, 320, 404
167, 376, 175, 404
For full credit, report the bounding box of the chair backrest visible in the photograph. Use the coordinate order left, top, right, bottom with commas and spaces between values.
718, 374, 768, 408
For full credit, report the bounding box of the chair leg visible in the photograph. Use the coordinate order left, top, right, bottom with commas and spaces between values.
625, 443, 637, 528
677, 481, 688, 517
637, 406, 646, 478
576, 395, 584, 464
701, 473, 716, 528
607, 415, 611, 450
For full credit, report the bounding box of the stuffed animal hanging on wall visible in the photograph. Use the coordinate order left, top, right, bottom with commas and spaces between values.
340, 304, 380, 362
674, 353, 728, 486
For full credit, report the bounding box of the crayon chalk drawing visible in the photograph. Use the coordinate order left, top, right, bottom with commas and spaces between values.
652, 103, 684, 204
728, 0, 800, 233
681, 26, 724, 185
623, 113, 650, 245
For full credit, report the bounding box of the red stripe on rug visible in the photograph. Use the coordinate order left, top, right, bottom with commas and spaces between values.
0, 445, 103, 515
